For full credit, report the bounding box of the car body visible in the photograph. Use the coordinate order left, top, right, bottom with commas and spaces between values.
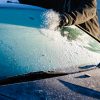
0, 2, 100, 100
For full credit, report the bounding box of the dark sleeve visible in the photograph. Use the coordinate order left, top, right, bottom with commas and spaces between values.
65, 0, 97, 25
18, 0, 64, 10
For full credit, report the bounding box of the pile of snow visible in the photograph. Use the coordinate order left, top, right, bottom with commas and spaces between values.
42, 10, 60, 30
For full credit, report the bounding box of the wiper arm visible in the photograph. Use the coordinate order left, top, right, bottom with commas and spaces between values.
76, 25, 100, 43
0, 64, 99, 86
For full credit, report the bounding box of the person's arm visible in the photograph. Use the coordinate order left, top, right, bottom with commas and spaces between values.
18, 0, 63, 9
18, 0, 49, 8
63, 0, 97, 26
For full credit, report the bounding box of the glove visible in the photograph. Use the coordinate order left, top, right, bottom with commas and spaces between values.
58, 14, 69, 29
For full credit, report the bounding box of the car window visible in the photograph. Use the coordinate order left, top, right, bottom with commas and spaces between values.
0, 4, 100, 80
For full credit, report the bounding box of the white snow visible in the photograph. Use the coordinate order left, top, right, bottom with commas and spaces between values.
42, 9, 60, 30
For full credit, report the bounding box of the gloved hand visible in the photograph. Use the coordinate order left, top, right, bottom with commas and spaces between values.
58, 14, 69, 29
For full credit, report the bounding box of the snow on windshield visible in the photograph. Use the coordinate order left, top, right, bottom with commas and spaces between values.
0, 4, 100, 79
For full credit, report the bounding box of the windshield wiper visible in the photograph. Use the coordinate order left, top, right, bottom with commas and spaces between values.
0, 71, 70, 86
0, 64, 99, 86
76, 25, 100, 43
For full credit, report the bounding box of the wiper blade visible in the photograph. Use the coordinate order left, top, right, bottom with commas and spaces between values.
0, 71, 67, 86
0, 65, 99, 86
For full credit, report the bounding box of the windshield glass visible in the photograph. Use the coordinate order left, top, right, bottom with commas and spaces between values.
0, 3, 100, 80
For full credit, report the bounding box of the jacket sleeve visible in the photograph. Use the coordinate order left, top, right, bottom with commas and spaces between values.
18, 0, 61, 9
65, 0, 97, 25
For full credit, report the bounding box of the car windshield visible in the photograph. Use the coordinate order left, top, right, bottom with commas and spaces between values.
0, 3, 100, 81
